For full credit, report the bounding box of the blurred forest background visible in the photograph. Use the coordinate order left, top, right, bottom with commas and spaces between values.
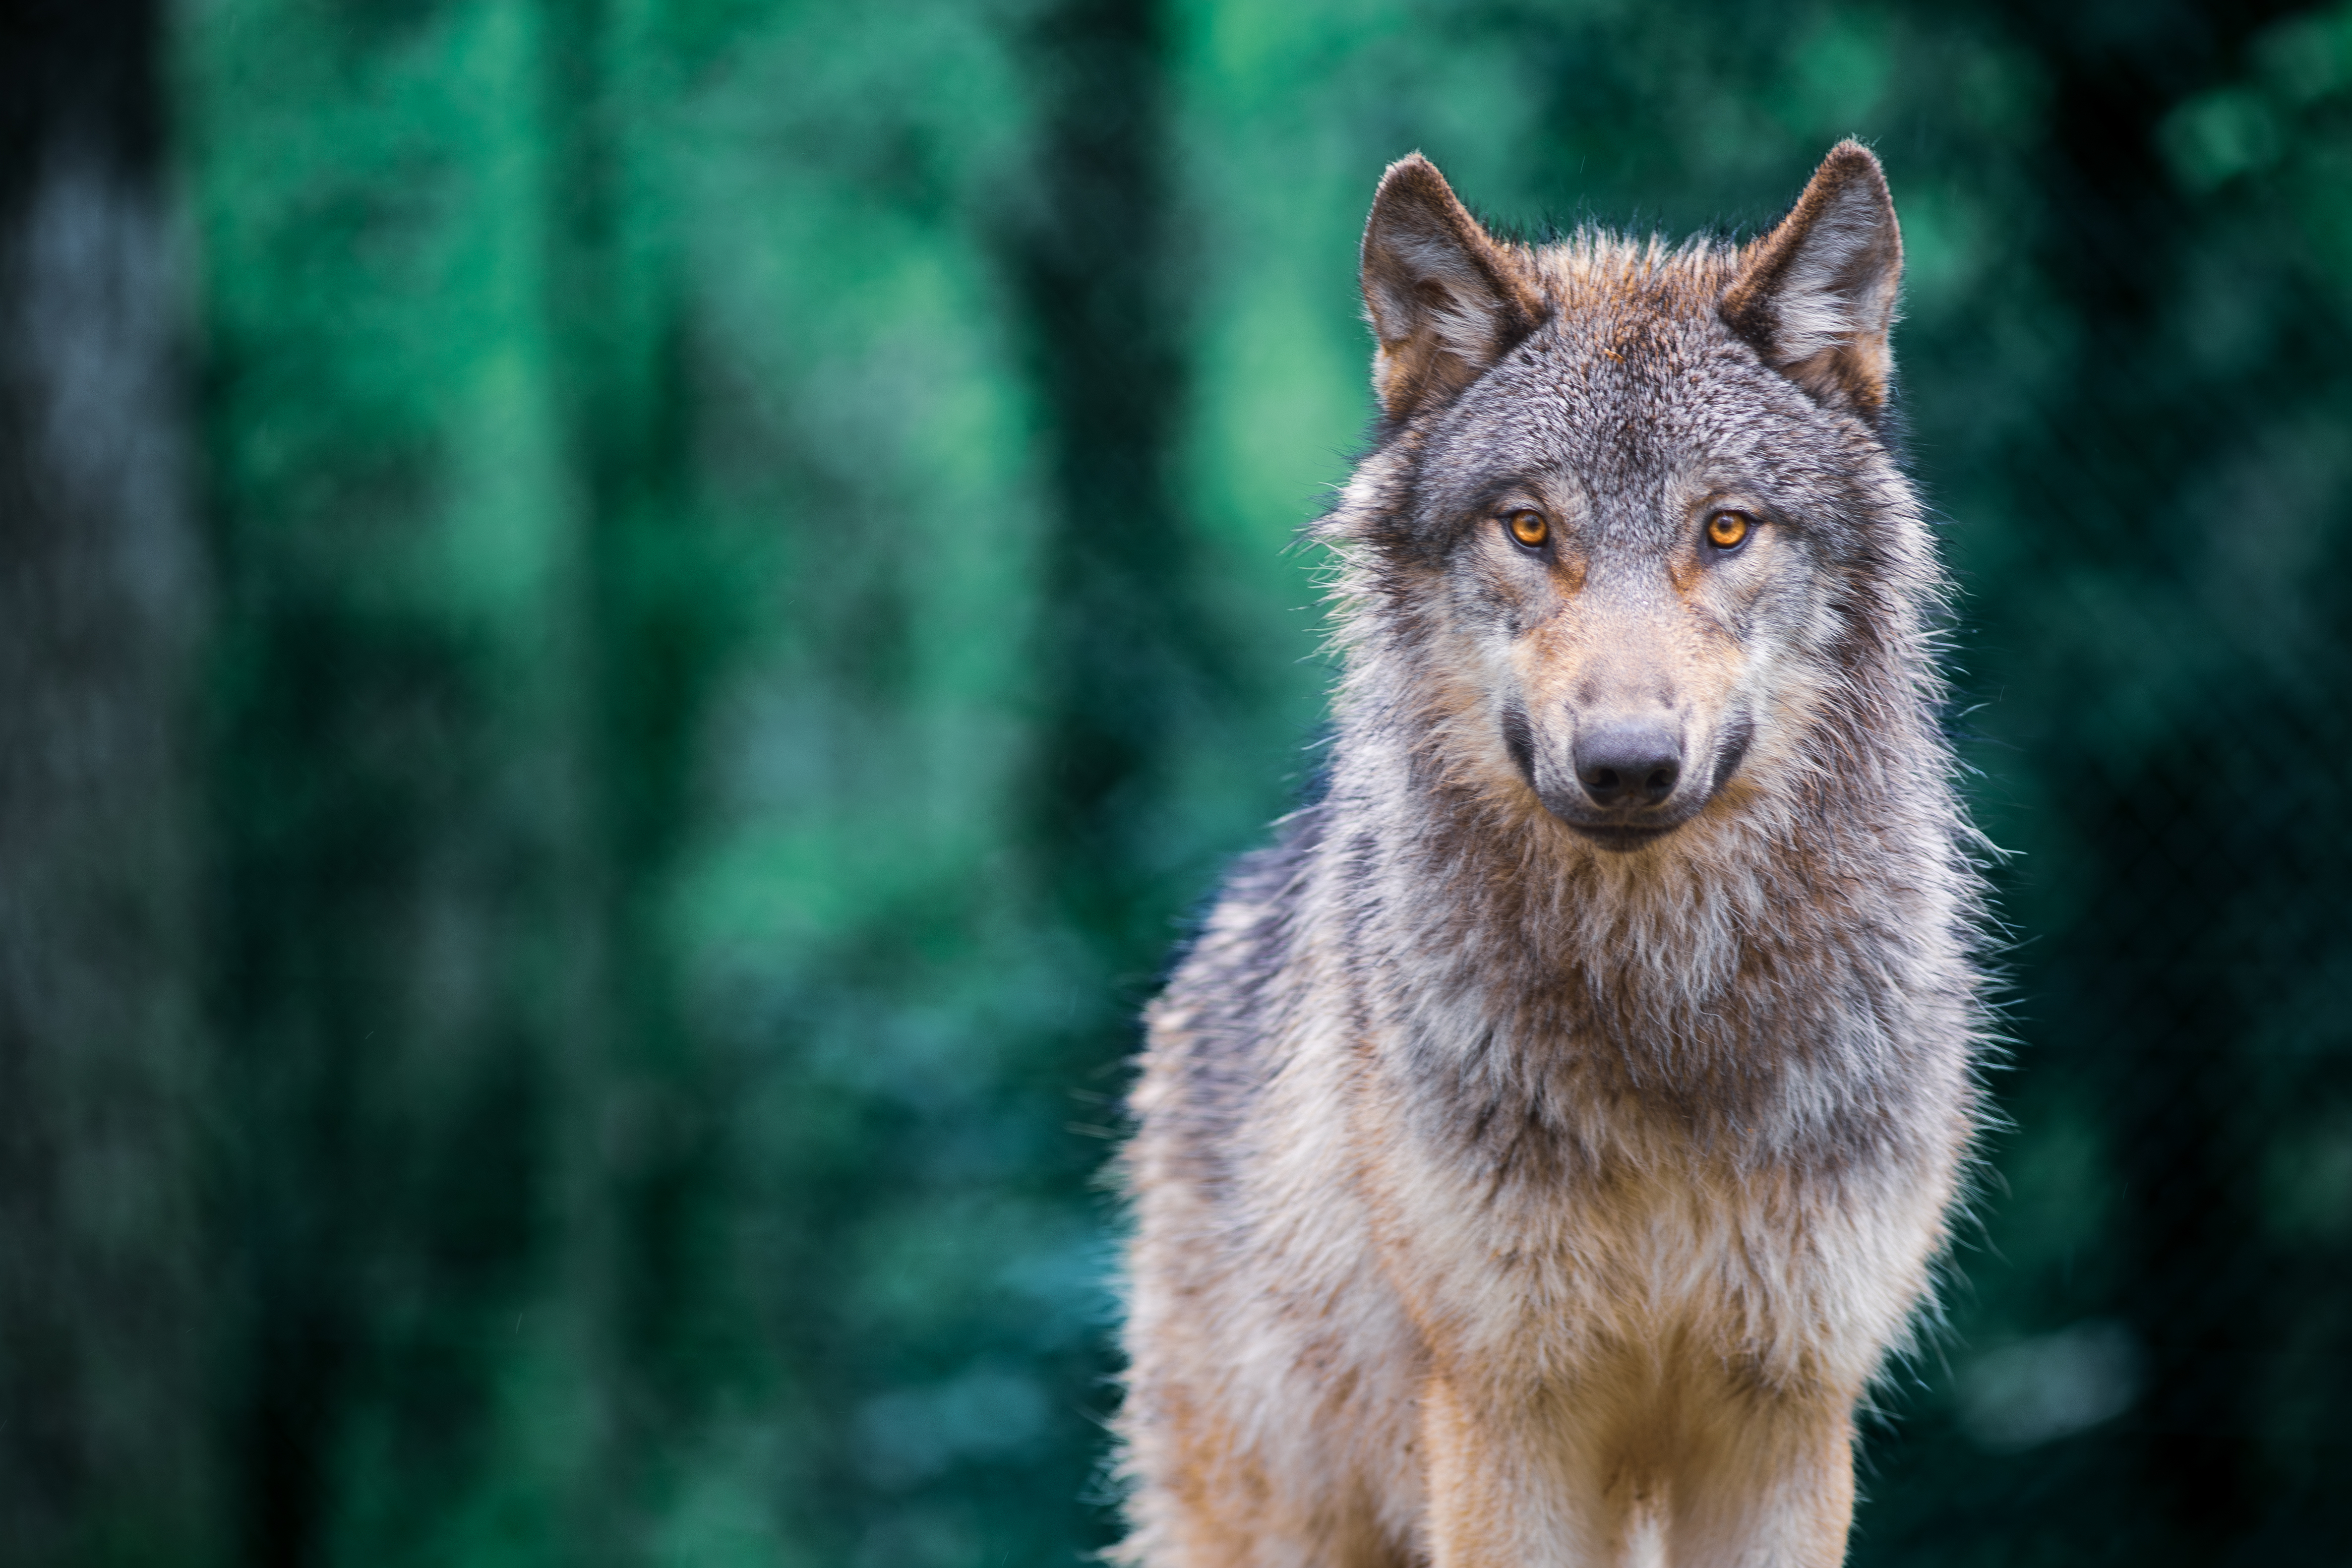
4, 0, 2352, 1564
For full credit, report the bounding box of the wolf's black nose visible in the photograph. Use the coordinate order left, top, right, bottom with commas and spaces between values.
1573, 724, 1682, 807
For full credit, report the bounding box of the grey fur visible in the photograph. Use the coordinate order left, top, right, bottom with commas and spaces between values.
1118, 142, 1986, 1568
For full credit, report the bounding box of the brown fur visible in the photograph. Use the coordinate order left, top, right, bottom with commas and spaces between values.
1118, 143, 1983, 1568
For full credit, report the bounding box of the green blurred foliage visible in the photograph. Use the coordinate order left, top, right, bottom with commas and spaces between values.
167, 0, 2352, 1564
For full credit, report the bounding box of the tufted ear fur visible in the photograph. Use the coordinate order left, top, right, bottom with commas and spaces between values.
1360, 154, 1547, 422
1721, 140, 1903, 424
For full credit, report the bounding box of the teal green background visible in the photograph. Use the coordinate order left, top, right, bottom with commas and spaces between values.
171, 1, 2352, 1563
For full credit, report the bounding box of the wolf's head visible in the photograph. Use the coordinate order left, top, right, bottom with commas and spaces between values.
1324, 142, 1935, 858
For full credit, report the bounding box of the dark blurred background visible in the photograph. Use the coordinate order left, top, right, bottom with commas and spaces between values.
3, 0, 2350, 1564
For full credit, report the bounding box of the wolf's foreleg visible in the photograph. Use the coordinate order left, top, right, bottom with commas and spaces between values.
1660, 1388, 1857, 1568
1418, 1373, 1639, 1568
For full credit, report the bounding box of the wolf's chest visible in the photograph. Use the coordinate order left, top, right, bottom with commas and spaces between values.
1365, 1113, 1768, 1338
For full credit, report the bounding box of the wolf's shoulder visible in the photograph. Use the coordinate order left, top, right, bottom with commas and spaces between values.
1133, 803, 1328, 1145
1156, 800, 1327, 1029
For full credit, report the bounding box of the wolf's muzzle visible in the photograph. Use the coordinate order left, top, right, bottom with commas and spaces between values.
1516, 711, 1754, 851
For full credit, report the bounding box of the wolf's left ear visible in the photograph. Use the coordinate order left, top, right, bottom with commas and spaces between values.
1721, 140, 1903, 423
1361, 154, 1546, 422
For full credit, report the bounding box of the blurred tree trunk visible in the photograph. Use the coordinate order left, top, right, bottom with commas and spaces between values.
194, 1, 739, 1561
0, 1, 213, 1564
195, 5, 606, 1563
1984, 0, 2323, 1549
542, 0, 745, 1543
1010, 0, 1214, 962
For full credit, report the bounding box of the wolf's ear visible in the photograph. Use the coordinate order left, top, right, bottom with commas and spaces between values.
1360, 155, 1546, 422
1721, 140, 1903, 423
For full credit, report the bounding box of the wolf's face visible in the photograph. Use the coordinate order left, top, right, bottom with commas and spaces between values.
1420, 322, 1873, 850
1346, 145, 1910, 853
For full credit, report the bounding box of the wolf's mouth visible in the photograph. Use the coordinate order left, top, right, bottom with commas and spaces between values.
1535, 791, 1708, 849
1709, 713, 1756, 793
1562, 821, 1678, 851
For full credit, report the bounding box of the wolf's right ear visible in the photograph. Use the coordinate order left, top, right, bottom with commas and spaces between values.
1360, 155, 1546, 422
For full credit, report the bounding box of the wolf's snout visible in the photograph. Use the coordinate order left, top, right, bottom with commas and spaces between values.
1572, 723, 1682, 807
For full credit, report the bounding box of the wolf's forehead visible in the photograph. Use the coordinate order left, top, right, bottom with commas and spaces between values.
1423, 238, 1793, 501
1531, 232, 1740, 314
1531, 238, 1743, 396
1462, 311, 1762, 473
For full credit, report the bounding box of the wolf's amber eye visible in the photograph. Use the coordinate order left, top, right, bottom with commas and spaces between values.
1705, 510, 1754, 550
1506, 509, 1548, 547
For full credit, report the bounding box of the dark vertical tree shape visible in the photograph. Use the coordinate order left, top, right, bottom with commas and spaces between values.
996, 3, 1209, 1556
1969, 0, 2344, 1557
201, 14, 590, 1567
541, 4, 750, 1546
0, 1, 212, 1563
1009, 0, 1217, 958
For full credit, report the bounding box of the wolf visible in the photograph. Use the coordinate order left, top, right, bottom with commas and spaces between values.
1115, 141, 1984, 1568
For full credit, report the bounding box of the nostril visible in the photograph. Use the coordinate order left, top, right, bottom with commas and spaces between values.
1590, 767, 1621, 791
